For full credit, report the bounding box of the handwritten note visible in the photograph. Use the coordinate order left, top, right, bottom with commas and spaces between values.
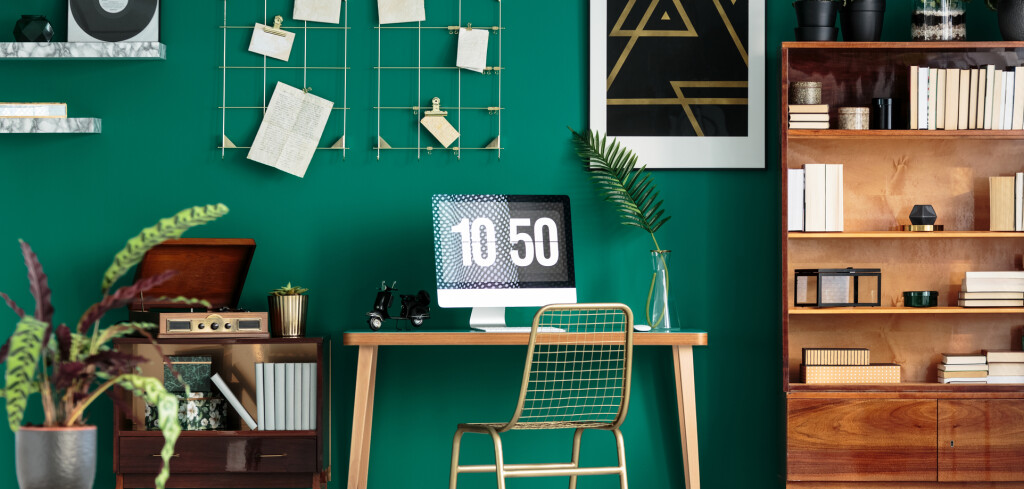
247, 82, 334, 178
456, 28, 489, 73
377, 0, 426, 25
294, 0, 342, 24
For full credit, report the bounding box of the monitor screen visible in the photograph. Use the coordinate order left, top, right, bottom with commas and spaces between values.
432, 194, 576, 309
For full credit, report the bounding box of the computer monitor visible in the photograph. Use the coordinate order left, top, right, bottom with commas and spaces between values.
431, 194, 577, 328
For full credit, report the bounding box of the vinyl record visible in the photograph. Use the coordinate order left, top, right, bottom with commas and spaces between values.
68, 0, 159, 42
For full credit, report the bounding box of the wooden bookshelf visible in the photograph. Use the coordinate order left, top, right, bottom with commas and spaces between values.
782, 42, 1024, 486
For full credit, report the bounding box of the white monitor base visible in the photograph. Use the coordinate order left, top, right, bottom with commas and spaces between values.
469, 307, 506, 328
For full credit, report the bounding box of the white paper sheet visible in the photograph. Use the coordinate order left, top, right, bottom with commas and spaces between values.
294, 0, 342, 24
247, 82, 334, 178
377, 0, 425, 24
248, 24, 295, 62
456, 28, 489, 73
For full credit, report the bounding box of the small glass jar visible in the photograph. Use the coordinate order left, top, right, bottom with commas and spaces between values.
912, 0, 966, 41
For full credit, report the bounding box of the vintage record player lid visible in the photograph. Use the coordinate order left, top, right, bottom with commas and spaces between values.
129, 238, 256, 310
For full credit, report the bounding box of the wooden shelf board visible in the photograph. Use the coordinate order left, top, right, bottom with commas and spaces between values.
0, 42, 166, 60
788, 382, 1024, 396
118, 430, 317, 437
783, 41, 1024, 50
789, 307, 1024, 315
787, 129, 1024, 140
789, 231, 1024, 238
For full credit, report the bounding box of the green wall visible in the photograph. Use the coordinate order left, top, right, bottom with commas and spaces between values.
0, 1, 1003, 488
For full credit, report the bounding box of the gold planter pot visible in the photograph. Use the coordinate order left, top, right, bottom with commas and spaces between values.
269, 295, 308, 338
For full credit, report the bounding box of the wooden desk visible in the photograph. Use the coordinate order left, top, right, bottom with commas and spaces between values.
341, 329, 708, 489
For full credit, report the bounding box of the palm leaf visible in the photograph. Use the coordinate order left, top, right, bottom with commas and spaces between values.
3, 316, 47, 430
79, 271, 177, 333
116, 375, 180, 489
0, 292, 24, 319
100, 204, 229, 294
18, 240, 53, 324
569, 128, 671, 235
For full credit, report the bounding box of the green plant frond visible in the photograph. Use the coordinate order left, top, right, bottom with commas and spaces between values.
96, 322, 158, 346
117, 375, 180, 489
100, 204, 230, 294
4, 316, 47, 431
151, 296, 212, 309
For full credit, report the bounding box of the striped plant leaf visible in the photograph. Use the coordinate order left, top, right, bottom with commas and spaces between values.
78, 270, 177, 333
117, 375, 180, 489
100, 204, 229, 294
0, 292, 25, 319
95, 322, 158, 346
4, 316, 47, 431
19, 240, 53, 324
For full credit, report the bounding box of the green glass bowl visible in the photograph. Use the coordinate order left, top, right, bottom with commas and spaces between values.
904, 291, 938, 308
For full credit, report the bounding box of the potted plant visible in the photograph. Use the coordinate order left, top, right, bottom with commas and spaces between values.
842, 0, 886, 41
993, 0, 1024, 40
794, 0, 841, 41
0, 203, 229, 489
268, 283, 308, 338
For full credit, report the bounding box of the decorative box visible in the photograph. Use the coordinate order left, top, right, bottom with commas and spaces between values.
795, 268, 881, 307
164, 355, 213, 393
838, 107, 870, 130
790, 81, 822, 105
145, 391, 227, 431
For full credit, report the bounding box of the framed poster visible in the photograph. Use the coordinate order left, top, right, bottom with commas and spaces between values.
589, 0, 765, 169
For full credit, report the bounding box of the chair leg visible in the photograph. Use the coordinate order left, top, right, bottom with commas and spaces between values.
486, 427, 507, 489
450, 427, 466, 489
568, 428, 584, 489
613, 428, 628, 489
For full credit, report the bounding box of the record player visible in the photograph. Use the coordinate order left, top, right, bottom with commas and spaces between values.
128, 238, 269, 338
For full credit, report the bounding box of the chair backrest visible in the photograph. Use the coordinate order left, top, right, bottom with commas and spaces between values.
502, 303, 634, 431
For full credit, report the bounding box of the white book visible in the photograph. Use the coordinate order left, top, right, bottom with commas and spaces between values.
992, 70, 1005, 130
300, 363, 311, 430
968, 68, 979, 130
944, 68, 959, 130
962, 278, 1024, 292
293, 363, 302, 430
928, 68, 939, 130
910, 66, 919, 130
936, 68, 946, 129
977, 68, 987, 129
825, 164, 843, 232
308, 363, 317, 430
1014, 66, 1024, 130
988, 363, 1024, 376
1005, 71, 1015, 130
987, 375, 1024, 384
918, 67, 930, 130
942, 377, 988, 384
985, 65, 997, 129
958, 69, 970, 129
256, 363, 265, 430
211, 373, 258, 430
274, 363, 286, 430
938, 363, 989, 372
942, 353, 988, 364
285, 363, 295, 430
1017, 172, 1023, 231
264, 363, 276, 430
788, 169, 805, 231
965, 271, 1024, 278
804, 164, 827, 232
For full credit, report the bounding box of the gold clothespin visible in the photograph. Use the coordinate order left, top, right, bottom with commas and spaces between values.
423, 97, 447, 117
467, 23, 473, 31
263, 15, 287, 37
302, 87, 313, 94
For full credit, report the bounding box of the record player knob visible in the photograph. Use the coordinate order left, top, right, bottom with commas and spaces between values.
210, 322, 220, 331
198, 323, 206, 330
224, 322, 232, 329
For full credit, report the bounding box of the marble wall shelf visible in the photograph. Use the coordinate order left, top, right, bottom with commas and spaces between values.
0, 42, 165, 60
0, 118, 101, 133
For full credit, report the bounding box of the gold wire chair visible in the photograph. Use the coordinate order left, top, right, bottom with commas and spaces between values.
449, 303, 634, 489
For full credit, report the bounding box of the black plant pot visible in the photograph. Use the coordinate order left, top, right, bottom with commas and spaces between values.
999, 0, 1024, 41
13, 15, 54, 42
794, 0, 839, 27
795, 26, 840, 41
840, 0, 885, 41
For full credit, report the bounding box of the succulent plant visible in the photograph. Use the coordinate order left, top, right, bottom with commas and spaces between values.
269, 283, 309, 296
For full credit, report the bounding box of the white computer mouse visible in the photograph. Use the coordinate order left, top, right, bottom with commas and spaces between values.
633, 324, 652, 332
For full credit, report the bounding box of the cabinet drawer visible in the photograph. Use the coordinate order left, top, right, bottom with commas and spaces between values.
939, 400, 1024, 482
788, 399, 938, 481
119, 436, 316, 474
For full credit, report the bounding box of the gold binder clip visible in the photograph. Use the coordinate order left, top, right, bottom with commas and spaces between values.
467, 23, 473, 31
424, 97, 447, 117
263, 15, 288, 37
302, 87, 313, 94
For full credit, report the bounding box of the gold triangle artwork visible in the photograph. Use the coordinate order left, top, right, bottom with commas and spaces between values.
330, 136, 345, 149
222, 135, 237, 148
486, 136, 500, 149
377, 136, 392, 149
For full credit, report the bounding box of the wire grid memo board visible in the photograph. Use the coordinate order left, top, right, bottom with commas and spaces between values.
218, 0, 349, 159
374, 0, 504, 160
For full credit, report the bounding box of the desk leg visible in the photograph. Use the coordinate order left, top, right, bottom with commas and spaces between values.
672, 345, 700, 489
348, 345, 379, 489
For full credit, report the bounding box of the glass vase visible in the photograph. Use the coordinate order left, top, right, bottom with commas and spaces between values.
912, 0, 966, 41
647, 250, 672, 331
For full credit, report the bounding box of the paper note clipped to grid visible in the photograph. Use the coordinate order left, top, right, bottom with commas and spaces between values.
377, 0, 425, 24
294, 0, 342, 24
421, 114, 459, 148
247, 82, 334, 178
456, 28, 489, 73
248, 24, 295, 62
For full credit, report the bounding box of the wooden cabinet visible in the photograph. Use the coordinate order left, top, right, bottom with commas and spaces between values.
112, 338, 329, 489
781, 42, 1024, 487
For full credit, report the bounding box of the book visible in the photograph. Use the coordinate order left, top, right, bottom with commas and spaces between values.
988, 362, 1024, 376
962, 278, 1024, 292
958, 299, 1024, 307
965, 271, 1024, 278
256, 363, 265, 430
211, 373, 258, 430
789, 113, 829, 122
938, 370, 989, 379
985, 350, 1024, 363
788, 169, 804, 231
1017, 172, 1023, 231
788, 121, 829, 129
936, 68, 946, 129
910, 65, 919, 130
802, 364, 900, 384
959, 291, 1024, 299
293, 363, 302, 430
928, 67, 939, 129
285, 363, 295, 430
1005, 70, 1015, 130
264, 363, 276, 430
990, 176, 1015, 231
274, 363, 285, 430
300, 363, 311, 430
977, 67, 987, 129
958, 69, 970, 129
824, 164, 843, 232
938, 363, 988, 372
985, 64, 997, 129
942, 353, 988, 364
941, 378, 987, 384
802, 347, 869, 366
789, 104, 829, 113
0, 102, 67, 118
991, 69, 1004, 130
1014, 66, 1024, 129
987, 375, 1024, 384
968, 67, 979, 129
944, 68, 960, 130
307, 363, 317, 430
804, 164, 826, 232
919, 67, 930, 129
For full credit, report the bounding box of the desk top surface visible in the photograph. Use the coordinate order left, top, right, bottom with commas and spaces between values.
342, 328, 708, 346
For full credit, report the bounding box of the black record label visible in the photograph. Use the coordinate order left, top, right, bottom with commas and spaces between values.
70, 0, 158, 42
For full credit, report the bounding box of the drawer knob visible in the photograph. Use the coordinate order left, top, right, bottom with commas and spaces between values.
151, 454, 180, 458
260, 454, 287, 458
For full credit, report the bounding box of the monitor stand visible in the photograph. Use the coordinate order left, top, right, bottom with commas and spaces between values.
469, 307, 506, 328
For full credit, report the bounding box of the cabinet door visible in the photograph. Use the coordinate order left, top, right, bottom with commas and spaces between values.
939, 400, 1024, 482
788, 399, 938, 481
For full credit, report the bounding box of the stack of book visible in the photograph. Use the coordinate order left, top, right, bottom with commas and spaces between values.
789, 104, 829, 129
255, 362, 318, 431
909, 65, 1024, 131
787, 164, 843, 232
988, 173, 1024, 231
959, 271, 1024, 307
938, 353, 988, 384
801, 347, 900, 384
985, 350, 1024, 384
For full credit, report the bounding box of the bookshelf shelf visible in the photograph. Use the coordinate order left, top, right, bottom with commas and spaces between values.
789, 306, 1024, 315
0, 42, 165, 60
790, 231, 1024, 238
789, 129, 1024, 140
788, 383, 1024, 395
